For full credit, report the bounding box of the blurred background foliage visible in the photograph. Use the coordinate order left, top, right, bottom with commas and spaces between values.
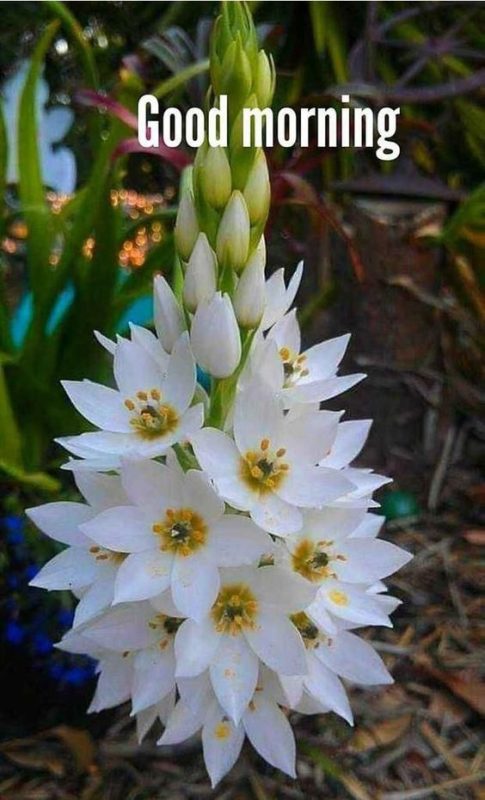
0, 0, 482, 492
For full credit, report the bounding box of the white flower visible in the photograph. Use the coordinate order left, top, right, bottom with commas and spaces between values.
79, 459, 270, 619
27, 471, 128, 627
281, 611, 395, 723
183, 233, 217, 312
61, 332, 202, 460
260, 261, 303, 331
191, 380, 354, 535
161, 672, 296, 787
153, 275, 186, 353
276, 506, 411, 629
261, 311, 365, 406
59, 602, 179, 715
191, 292, 241, 378
174, 566, 314, 724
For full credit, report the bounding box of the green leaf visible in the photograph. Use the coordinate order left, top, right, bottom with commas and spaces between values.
0, 458, 60, 493
44, 0, 99, 90
0, 363, 22, 466
153, 59, 210, 100
17, 22, 59, 301
0, 99, 7, 214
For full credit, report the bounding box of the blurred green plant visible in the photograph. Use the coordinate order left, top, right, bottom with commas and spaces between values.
0, 5, 188, 491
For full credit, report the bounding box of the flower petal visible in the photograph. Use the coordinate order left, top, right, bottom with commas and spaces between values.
207, 515, 271, 567
320, 420, 372, 469
202, 701, 245, 788
245, 610, 306, 675
120, 459, 184, 518
243, 693, 296, 778
61, 380, 130, 432
350, 512, 384, 539
317, 581, 394, 627
284, 373, 365, 404
191, 427, 240, 479
268, 309, 301, 354
26, 501, 94, 547
29, 547, 98, 590
174, 617, 221, 677
89, 655, 132, 712
162, 333, 196, 413
114, 338, 163, 396
304, 653, 353, 724
281, 410, 340, 465
250, 493, 302, 536
279, 466, 354, 508
171, 552, 220, 621
316, 630, 392, 685
333, 539, 412, 583
73, 471, 127, 511
83, 604, 156, 651
234, 380, 281, 454
303, 334, 350, 381
158, 699, 206, 745
73, 573, 116, 627
132, 647, 176, 714
114, 550, 173, 603
80, 506, 154, 553
210, 634, 258, 724
182, 470, 224, 524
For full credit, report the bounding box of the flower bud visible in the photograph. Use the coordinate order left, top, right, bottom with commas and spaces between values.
191, 292, 241, 378
233, 241, 266, 328
255, 51, 275, 108
220, 37, 252, 112
243, 150, 270, 225
216, 190, 250, 273
199, 147, 232, 210
174, 192, 199, 261
153, 275, 186, 353
183, 233, 217, 313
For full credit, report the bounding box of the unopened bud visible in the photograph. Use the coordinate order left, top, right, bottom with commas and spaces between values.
153, 275, 186, 353
255, 51, 275, 108
174, 192, 199, 261
220, 37, 252, 111
233, 242, 266, 328
200, 147, 232, 210
243, 150, 270, 225
216, 190, 250, 273
183, 233, 217, 312
191, 292, 241, 378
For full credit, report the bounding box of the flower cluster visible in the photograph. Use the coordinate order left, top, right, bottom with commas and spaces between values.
27, 1, 411, 787
29, 270, 411, 784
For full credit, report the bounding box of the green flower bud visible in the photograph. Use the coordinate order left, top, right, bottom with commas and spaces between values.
200, 147, 232, 210
216, 190, 250, 273
255, 51, 275, 108
243, 149, 270, 225
174, 191, 199, 261
220, 36, 252, 114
